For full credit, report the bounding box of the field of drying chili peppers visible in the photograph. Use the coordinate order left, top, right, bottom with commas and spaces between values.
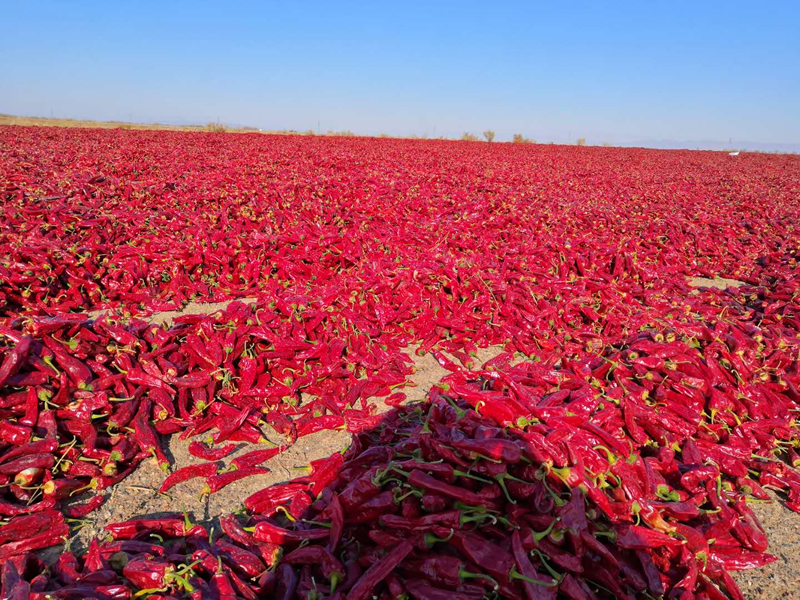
1, 125, 799, 599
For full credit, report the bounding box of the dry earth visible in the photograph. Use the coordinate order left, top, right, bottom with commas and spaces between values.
688, 276, 747, 290
732, 495, 800, 598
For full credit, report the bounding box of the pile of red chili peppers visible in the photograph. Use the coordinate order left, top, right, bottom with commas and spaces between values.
1, 126, 799, 598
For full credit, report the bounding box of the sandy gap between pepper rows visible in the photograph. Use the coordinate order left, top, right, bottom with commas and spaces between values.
56, 289, 800, 599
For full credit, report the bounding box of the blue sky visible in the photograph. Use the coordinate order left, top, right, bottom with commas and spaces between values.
2, 1, 798, 146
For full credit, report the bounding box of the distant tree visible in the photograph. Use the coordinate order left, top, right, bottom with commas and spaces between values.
602, 142, 612, 147
576, 137, 587, 146
513, 134, 536, 144
461, 133, 478, 141
483, 130, 496, 142
377, 133, 390, 138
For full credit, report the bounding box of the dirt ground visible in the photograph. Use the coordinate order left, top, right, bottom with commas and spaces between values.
687, 276, 746, 290
48, 298, 800, 598
731, 495, 800, 598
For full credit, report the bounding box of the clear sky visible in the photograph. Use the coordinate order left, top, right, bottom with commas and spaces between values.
2, 1, 798, 146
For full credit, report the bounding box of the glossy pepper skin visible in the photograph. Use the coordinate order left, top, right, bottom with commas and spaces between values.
252, 521, 330, 545
347, 540, 414, 600
187, 440, 236, 461
202, 466, 270, 496
230, 446, 284, 470
282, 545, 344, 591
0, 336, 32, 387
159, 462, 218, 494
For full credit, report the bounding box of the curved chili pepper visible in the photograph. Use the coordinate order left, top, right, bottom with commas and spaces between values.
159, 462, 218, 493
283, 545, 344, 591
0, 336, 32, 388
230, 446, 284, 470
347, 539, 414, 600
251, 520, 330, 545
202, 466, 270, 496
187, 440, 237, 461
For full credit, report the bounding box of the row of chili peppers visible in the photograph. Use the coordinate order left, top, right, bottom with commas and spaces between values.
0, 386, 784, 599
2, 128, 797, 339
0, 297, 412, 535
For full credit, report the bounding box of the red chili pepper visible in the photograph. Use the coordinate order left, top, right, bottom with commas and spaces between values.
202, 466, 270, 496
105, 514, 191, 539
406, 469, 490, 507
379, 511, 462, 532
301, 453, 345, 493
709, 548, 777, 571
0, 439, 55, 465
0, 336, 32, 388
159, 462, 218, 493
274, 563, 299, 600
0, 493, 56, 516
127, 366, 175, 395
403, 580, 484, 600
216, 539, 267, 578
63, 494, 105, 518
0, 520, 69, 560
230, 446, 284, 470
236, 355, 258, 392
169, 371, 212, 389
27, 314, 87, 336
99, 539, 165, 556
297, 414, 346, 437
187, 333, 223, 368
251, 520, 330, 545
0, 453, 54, 475
347, 539, 414, 600
121, 556, 174, 590
212, 406, 253, 444
407, 554, 499, 591
5, 370, 49, 387
187, 440, 237, 461
283, 545, 344, 591
337, 466, 383, 511
245, 482, 309, 514
614, 525, 682, 549
0, 420, 32, 446
347, 490, 397, 524
368, 529, 404, 549
0, 511, 64, 544
132, 398, 170, 471
42, 336, 92, 386
435, 528, 515, 585
511, 530, 558, 598
450, 437, 522, 463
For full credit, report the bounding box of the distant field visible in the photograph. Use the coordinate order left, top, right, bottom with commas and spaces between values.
0, 113, 262, 133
